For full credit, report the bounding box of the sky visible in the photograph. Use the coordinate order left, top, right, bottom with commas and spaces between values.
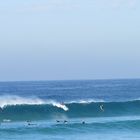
0, 0, 140, 81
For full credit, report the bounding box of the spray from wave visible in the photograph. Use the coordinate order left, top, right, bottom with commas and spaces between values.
0, 95, 68, 111
67, 99, 104, 104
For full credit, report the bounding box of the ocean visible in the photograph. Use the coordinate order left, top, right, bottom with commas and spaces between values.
0, 79, 140, 140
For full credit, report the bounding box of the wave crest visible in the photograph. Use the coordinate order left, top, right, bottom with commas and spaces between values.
0, 95, 68, 111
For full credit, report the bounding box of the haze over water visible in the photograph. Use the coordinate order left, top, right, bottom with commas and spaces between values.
0, 0, 140, 81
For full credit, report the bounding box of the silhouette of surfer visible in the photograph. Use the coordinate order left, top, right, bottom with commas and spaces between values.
28, 123, 36, 126
56, 120, 60, 123
100, 104, 104, 112
82, 121, 85, 124
26, 120, 36, 126
64, 120, 68, 124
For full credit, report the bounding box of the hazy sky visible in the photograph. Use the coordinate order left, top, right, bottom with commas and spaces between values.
0, 0, 140, 81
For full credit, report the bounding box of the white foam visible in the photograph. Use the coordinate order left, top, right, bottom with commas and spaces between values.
3, 119, 11, 122
66, 99, 104, 104
52, 102, 69, 111
0, 95, 68, 111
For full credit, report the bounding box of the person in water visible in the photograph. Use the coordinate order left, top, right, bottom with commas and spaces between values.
28, 123, 36, 126
82, 121, 85, 124
26, 120, 36, 126
100, 104, 104, 112
64, 120, 68, 124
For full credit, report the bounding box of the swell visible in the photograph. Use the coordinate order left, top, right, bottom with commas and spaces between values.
1, 100, 140, 121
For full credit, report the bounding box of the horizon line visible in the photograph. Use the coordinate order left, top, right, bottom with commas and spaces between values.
0, 77, 140, 83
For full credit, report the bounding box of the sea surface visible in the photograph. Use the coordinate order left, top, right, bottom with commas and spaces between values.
0, 79, 140, 140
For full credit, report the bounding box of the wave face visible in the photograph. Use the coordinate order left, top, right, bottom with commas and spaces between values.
0, 96, 140, 121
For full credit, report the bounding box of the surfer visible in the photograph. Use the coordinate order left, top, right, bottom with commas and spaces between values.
26, 120, 36, 126
100, 104, 104, 112
28, 122, 37, 126
82, 121, 85, 124
64, 120, 68, 124
56, 120, 60, 123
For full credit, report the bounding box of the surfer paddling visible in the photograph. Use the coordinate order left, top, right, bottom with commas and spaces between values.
56, 120, 60, 123
82, 121, 85, 124
26, 120, 37, 126
27, 122, 37, 126
64, 120, 68, 124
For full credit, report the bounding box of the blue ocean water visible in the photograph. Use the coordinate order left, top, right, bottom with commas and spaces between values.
0, 79, 140, 140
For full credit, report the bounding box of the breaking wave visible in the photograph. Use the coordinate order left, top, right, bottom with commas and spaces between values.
0, 95, 68, 111
0, 95, 140, 121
